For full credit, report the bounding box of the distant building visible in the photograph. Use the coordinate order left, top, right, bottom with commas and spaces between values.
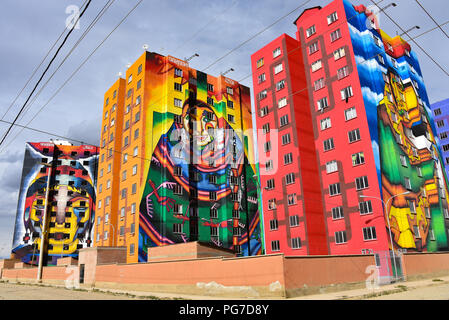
430, 98, 449, 178
251, 0, 449, 256
95, 51, 262, 263
11, 141, 99, 265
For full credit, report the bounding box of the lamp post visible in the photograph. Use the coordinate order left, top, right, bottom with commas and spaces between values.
37, 161, 53, 283
359, 191, 410, 281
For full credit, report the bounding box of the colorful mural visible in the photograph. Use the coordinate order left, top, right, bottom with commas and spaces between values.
346, 1, 449, 252
138, 54, 262, 261
12, 142, 98, 265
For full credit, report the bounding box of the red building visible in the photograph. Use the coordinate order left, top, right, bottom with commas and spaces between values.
252, 0, 391, 256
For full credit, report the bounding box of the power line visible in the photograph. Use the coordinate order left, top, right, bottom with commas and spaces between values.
414, 0, 449, 39
370, 0, 449, 77
0, 0, 90, 121
0, 0, 93, 147
0, 0, 144, 153
0, 22, 445, 208
201, 0, 314, 72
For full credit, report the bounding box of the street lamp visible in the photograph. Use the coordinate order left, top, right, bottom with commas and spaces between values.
37, 161, 53, 283
359, 191, 410, 281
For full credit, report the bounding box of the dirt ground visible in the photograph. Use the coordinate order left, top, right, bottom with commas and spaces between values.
368, 281, 449, 300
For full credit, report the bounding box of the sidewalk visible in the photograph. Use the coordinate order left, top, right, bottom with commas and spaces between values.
294, 275, 449, 300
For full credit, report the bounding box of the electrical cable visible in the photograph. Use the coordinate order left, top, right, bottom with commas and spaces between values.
414, 0, 449, 39
0, 0, 93, 146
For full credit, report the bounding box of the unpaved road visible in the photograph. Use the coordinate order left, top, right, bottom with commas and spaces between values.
369, 282, 449, 300
0, 282, 144, 300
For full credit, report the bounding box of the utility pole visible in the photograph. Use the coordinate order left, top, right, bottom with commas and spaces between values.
37, 144, 55, 282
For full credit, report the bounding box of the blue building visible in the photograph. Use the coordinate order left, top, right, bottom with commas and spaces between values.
431, 98, 449, 178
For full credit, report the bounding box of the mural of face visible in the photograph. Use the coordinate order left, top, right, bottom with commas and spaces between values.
12, 143, 97, 265
182, 102, 218, 149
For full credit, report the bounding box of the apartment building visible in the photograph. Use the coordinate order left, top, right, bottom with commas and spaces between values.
431, 98, 449, 178
251, 0, 449, 255
95, 51, 262, 263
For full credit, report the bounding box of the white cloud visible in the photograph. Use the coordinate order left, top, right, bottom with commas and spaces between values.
361, 86, 384, 106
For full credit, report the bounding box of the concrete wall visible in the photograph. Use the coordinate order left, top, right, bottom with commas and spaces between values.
402, 252, 449, 280
147, 242, 235, 262
284, 254, 375, 296
95, 254, 286, 298
2, 249, 449, 298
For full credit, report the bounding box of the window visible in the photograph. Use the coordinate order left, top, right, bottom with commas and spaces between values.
317, 97, 329, 111
122, 170, 127, 181
127, 89, 132, 98
440, 132, 448, 140
311, 60, 322, 72
174, 184, 183, 195
131, 203, 136, 214
262, 123, 270, 134
258, 90, 267, 100
359, 200, 373, 215
273, 47, 281, 58
330, 29, 342, 42
437, 120, 445, 128
348, 128, 361, 143
174, 68, 183, 77
404, 177, 412, 190
284, 152, 293, 165
332, 206, 344, 220
266, 178, 275, 190
306, 25, 316, 37
400, 155, 408, 167
444, 144, 449, 152
373, 35, 382, 47
278, 97, 287, 109
363, 226, 377, 240
207, 83, 214, 92
124, 136, 129, 146
355, 176, 369, 190
333, 47, 346, 60
233, 227, 241, 236
409, 200, 416, 213
227, 87, 233, 95
174, 98, 182, 108
337, 66, 349, 79
329, 183, 341, 196
280, 114, 289, 127
320, 117, 331, 130
174, 82, 182, 92
268, 199, 276, 210
327, 11, 338, 24
256, 58, 264, 68
271, 240, 280, 252
270, 219, 278, 231
137, 79, 141, 90
290, 215, 299, 227
326, 160, 338, 173
228, 114, 235, 123
308, 42, 319, 54
276, 80, 285, 91
287, 193, 297, 206
378, 55, 385, 65
434, 108, 442, 116
173, 223, 183, 234
323, 138, 334, 151
264, 141, 271, 153
120, 207, 125, 218
314, 78, 325, 91
282, 133, 291, 145
274, 63, 283, 74
210, 226, 218, 237
352, 152, 365, 166
345, 107, 357, 120
292, 237, 302, 249
209, 191, 217, 201
258, 73, 266, 84
138, 64, 142, 74
260, 106, 269, 117
335, 231, 347, 244
341, 86, 353, 100
285, 173, 295, 185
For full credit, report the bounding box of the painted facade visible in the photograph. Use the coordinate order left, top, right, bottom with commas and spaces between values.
11, 142, 99, 265
251, 0, 449, 255
95, 52, 262, 263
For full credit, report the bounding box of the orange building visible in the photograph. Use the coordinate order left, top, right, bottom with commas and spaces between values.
95, 51, 262, 263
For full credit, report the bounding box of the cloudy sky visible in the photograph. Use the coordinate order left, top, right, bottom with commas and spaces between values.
0, 0, 448, 258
